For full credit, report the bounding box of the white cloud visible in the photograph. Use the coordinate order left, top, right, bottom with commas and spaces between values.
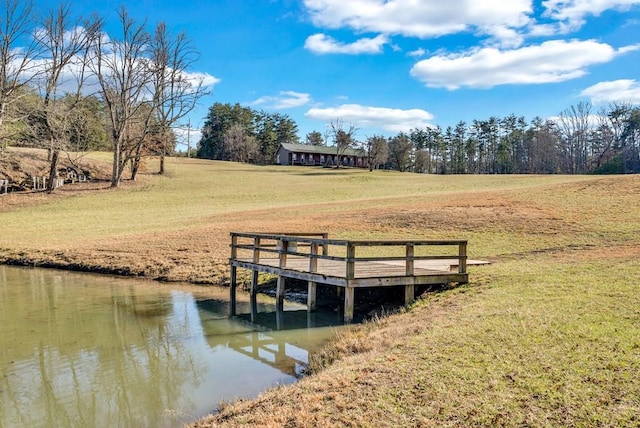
13, 47, 220, 98
304, 33, 388, 54
483, 25, 525, 49
304, 0, 532, 47
542, 0, 640, 31
580, 79, 640, 104
252, 91, 311, 109
305, 104, 434, 133
188, 72, 221, 88
410, 40, 635, 89
407, 48, 426, 58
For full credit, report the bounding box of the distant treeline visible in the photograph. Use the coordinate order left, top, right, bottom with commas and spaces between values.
197, 101, 640, 175
196, 103, 299, 163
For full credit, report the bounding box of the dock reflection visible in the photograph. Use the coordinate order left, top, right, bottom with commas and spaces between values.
197, 300, 345, 377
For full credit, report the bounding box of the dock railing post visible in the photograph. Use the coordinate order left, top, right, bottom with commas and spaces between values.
308, 242, 318, 312
458, 241, 467, 275
346, 242, 355, 279
405, 244, 415, 305
405, 244, 414, 276
321, 233, 329, 256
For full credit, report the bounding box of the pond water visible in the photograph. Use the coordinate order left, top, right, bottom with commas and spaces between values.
0, 266, 344, 427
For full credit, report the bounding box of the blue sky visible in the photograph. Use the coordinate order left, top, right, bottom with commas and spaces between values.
37, 1, 640, 147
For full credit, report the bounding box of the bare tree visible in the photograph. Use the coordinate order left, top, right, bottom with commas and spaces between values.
91, 7, 154, 188
91, 9, 209, 186
414, 149, 429, 173
34, 3, 100, 192
0, 0, 40, 151
147, 22, 209, 176
590, 103, 628, 170
388, 133, 413, 172
329, 118, 358, 168
557, 101, 592, 174
365, 134, 388, 171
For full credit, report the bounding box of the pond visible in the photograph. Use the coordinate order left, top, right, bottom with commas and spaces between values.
0, 266, 344, 427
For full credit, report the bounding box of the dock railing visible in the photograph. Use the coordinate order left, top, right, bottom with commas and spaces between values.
230, 232, 467, 277
229, 232, 468, 322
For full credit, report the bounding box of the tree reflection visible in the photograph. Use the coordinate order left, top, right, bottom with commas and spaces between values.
0, 268, 207, 428
0, 266, 339, 428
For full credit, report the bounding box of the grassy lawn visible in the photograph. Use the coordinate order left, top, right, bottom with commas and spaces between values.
2, 150, 639, 426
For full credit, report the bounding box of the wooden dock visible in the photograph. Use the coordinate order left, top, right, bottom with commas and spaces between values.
229, 232, 472, 322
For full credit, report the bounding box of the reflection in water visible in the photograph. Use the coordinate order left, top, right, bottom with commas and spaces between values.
0, 266, 341, 427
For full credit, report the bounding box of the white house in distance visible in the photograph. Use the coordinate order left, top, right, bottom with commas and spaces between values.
275, 143, 368, 168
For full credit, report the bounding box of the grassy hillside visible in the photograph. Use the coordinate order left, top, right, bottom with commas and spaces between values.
2, 150, 639, 426
0, 151, 613, 281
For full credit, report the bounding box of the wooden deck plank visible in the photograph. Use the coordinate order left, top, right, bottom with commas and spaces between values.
232, 257, 469, 289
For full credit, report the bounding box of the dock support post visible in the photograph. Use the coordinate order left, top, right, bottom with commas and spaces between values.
343, 243, 356, 323
230, 233, 238, 316
250, 237, 261, 319
308, 242, 318, 312
404, 284, 415, 306
308, 282, 317, 311
230, 265, 237, 316
276, 239, 288, 311
344, 286, 354, 323
276, 277, 286, 310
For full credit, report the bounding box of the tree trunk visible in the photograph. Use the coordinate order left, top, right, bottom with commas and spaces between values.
46, 149, 60, 193
0, 104, 7, 152
159, 154, 165, 175
131, 155, 140, 181
111, 141, 121, 188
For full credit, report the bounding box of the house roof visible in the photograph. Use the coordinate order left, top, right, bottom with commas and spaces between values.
279, 143, 365, 157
